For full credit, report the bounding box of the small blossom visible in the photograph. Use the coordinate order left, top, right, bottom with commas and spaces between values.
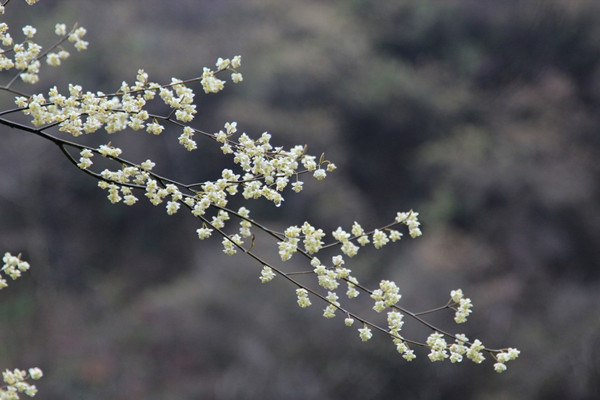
123, 195, 138, 205
358, 325, 373, 341
259, 266, 276, 283
372, 229, 389, 249
291, 181, 303, 193
387, 311, 404, 332
146, 122, 164, 135
453, 294, 473, 324
77, 157, 92, 169
402, 349, 417, 361
231, 73, 243, 83
166, 200, 180, 215
55, 23, 67, 36
494, 363, 507, 373
373, 301, 386, 312
332, 255, 344, 266
388, 230, 402, 241
296, 288, 311, 308
20, 72, 39, 84
22, 25, 36, 38
201, 67, 225, 94
46, 53, 61, 67
496, 348, 520, 369
323, 304, 337, 318
196, 227, 213, 239
178, 126, 197, 151
15, 97, 28, 108
231, 55, 242, 69
216, 57, 230, 70
326, 291, 340, 306
140, 159, 155, 171
98, 144, 122, 158
74, 40, 89, 51
222, 237, 238, 255
346, 283, 359, 298
466, 339, 486, 364
28, 368, 43, 380
225, 121, 237, 134
313, 169, 326, 180
351, 222, 364, 236
278, 239, 298, 261
450, 289, 463, 303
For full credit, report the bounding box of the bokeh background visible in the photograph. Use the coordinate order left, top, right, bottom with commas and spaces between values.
1, 0, 599, 399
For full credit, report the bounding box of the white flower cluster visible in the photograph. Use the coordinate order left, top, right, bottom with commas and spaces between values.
219, 135, 335, 207
200, 56, 241, 93
358, 325, 373, 341
222, 234, 243, 255
387, 311, 404, 335
395, 210, 422, 238
1, 367, 43, 399
296, 288, 311, 308
371, 280, 402, 312
301, 222, 326, 254
450, 288, 473, 323
94, 162, 156, 205
493, 348, 521, 373
332, 227, 359, 256
425, 332, 486, 364
1, 252, 30, 289
13, 56, 239, 138
350, 222, 370, 246
259, 266, 276, 283
386, 311, 416, 361
422, 331, 517, 370
0, 17, 85, 84
426, 332, 449, 361
278, 225, 301, 261
215, 56, 243, 82
310, 255, 358, 296
274, 216, 418, 267
323, 291, 340, 318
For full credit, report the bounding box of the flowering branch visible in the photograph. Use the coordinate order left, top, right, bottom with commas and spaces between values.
1, 252, 44, 399
0, 0, 520, 382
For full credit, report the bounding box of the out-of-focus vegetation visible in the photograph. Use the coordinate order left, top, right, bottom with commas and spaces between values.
1, 0, 599, 399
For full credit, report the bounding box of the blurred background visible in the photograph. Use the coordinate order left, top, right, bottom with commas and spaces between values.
1, 0, 599, 399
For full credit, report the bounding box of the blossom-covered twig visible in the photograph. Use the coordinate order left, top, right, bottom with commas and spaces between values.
0, 0, 519, 376
1, 252, 44, 399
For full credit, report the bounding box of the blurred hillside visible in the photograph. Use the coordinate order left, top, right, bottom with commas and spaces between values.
1, 0, 599, 399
